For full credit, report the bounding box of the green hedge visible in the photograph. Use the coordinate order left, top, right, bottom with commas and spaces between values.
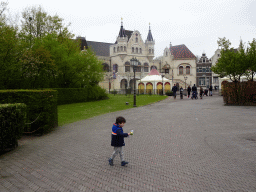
0, 103, 26, 153
0, 90, 58, 134
54, 85, 108, 105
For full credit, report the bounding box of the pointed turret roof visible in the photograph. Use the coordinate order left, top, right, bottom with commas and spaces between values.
146, 24, 154, 41
118, 19, 126, 38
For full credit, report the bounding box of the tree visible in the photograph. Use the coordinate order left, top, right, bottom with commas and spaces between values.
247, 38, 256, 81
20, 6, 72, 48
211, 37, 247, 82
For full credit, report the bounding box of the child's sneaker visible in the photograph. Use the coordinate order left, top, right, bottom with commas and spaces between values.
121, 161, 129, 166
108, 158, 113, 166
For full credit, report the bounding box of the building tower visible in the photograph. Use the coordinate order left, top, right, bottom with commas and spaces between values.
145, 23, 155, 62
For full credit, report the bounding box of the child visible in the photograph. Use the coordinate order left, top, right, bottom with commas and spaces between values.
109, 116, 130, 166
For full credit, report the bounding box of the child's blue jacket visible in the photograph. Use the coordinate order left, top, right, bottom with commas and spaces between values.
111, 123, 129, 146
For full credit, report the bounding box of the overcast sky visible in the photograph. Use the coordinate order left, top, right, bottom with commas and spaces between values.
6, 0, 256, 58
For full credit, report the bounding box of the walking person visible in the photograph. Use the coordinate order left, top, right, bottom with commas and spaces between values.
172, 84, 178, 99
191, 84, 197, 99
187, 85, 191, 98
180, 86, 184, 99
209, 85, 213, 96
200, 86, 204, 99
109, 116, 131, 166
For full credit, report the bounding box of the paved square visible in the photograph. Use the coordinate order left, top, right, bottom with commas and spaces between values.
1, 95, 256, 191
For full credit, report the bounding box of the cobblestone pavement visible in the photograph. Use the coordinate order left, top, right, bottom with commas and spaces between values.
1, 95, 256, 192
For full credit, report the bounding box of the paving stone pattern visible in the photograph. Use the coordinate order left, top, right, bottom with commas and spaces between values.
0, 95, 256, 192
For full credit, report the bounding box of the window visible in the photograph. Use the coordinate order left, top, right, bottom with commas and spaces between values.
114, 47, 116, 53
203, 59, 205, 63
117, 47, 119, 52
140, 48, 142, 53
144, 63, 149, 72
149, 49, 151, 54
213, 77, 219, 84
151, 65, 157, 70
217, 54, 220, 57
152, 49, 154, 54
186, 66, 190, 75
179, 66, 183, 75
113, 64, 118, 72
203, 68, 206, 72
166, 51, 168, 56
102, 63, 109, 72
125, 62, 130, 72
206, 67, 210, 72
132, 47, 134, 53
136, 37, 138, 43
124, 46, 126, 51
199, 77, 205, 86
121, 46, 123, 51
199, 67, 202, 72
137, 63, 141, 72
197, 68, 199, 72
136, 48, 138, 53
165, 69, 169, 74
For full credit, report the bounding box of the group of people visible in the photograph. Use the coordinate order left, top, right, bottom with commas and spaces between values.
172, 84, 213, 99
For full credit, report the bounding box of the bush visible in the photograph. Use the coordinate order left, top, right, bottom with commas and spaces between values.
222, 81, 256, 105
0, 103, 26, 153
54, 86, 108, 105
0, 90, 58, 134
165, 90, 173, 96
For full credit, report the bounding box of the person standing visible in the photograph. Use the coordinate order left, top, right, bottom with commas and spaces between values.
172, 84, 178, 99
209, 85, 213, 96
187, 85, 191, 98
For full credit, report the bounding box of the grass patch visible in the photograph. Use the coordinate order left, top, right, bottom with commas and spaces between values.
58, 94, 168, 126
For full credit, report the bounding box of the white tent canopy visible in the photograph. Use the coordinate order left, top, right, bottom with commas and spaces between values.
138, 68, 172, 94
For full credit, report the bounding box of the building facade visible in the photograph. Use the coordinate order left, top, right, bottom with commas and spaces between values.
79, 21, 197, 93
211, 49, 221, 90
196, 53, 212, 89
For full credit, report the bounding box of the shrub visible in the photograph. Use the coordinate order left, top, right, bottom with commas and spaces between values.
0, 90, 58, 134
0, 103, 26, 153
165, 90, 173, 96
54, 86, 108, 105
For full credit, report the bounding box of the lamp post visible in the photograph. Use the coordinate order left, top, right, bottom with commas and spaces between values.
161, 74, 165, 95
130, 57, 139, 107
184, 75, 188, 89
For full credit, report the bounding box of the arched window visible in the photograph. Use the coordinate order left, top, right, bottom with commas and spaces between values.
151, 65, 157, 70
124, 46, 126, 51
114, 47, 116, 53
140, 48, 142, 53
186, 66, 190, 75
136, 48, 138, 53
144, 63, 149, 72
121, 46, 123, 51
132, 47, 134, 53
117, 47, 119, 52
102, 63, 109, 72
136, 37, 138, 43
149, 49, 151, 54
179, 66, 183, 75
113, 64, 118, 72
137, 62, 141, 72
125, 62, 130, 72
